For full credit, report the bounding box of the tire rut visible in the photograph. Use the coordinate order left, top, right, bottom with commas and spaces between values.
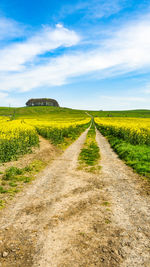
0, 129, 89, 266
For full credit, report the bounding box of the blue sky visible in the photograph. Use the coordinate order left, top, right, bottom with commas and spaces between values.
1, 0, 150, 110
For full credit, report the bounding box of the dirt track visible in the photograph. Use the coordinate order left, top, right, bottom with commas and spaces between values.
0, 129, 149, 266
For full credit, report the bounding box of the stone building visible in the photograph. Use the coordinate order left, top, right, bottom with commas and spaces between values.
26, 98, 59, 107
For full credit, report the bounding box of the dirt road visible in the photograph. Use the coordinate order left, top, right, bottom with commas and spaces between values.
96, 130, 150, 267
0, 129, 149, 266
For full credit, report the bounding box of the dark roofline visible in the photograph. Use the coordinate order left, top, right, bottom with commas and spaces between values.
26, 98, 59, 105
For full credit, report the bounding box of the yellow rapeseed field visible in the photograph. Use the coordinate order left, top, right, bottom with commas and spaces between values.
0, 117, 90, 163
23, 118, 90, 128
0, 116, 9, 122
95, 117, 150, 145
0, 120, 39, 162
25, 118, 90, 145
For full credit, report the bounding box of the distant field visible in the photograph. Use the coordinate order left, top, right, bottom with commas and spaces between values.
0, 106, 88, 120
89, 109, 150, 118
1, 106, 150, 118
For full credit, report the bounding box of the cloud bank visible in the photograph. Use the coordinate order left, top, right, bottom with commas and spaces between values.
1, 14, 150, 93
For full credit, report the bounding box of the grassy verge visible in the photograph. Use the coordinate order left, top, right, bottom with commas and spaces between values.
78, 121, 100, 173
107, 136, 150, 179
0, 160, 46, 208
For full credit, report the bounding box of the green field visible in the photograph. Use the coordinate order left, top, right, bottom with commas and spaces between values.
89, 109, 150, 118
0, 106, 88, 120
1, 106, 150, 119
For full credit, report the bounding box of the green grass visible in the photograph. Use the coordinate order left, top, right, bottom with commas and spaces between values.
103, 135, 150, 179
2, 106, 150, 119
105, 219, 111, 224
0, 106, 88, 120
89, 109, 150, 118
3, 166, 24, 180
78, 121, 100, 172
102, 201, 110, 206
96, 121, 150, 180
0, 186, 8, 193
0, 200, 5, 209
2, 166, 32, 184
0, 107, 14, 116
0, 160, 46, 199
0, 159, 49, 208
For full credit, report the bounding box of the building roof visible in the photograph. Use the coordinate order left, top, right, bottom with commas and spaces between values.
26, 98, 59, 106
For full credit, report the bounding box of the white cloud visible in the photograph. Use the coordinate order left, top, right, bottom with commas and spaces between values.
86, 0, 125, 19
0, 24, 80, 71
0, 17, 24, 41
0, 50, 117, 91
57, 0, 126, 20
1, 15, 150, 93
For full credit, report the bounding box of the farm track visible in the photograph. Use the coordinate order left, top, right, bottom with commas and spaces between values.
0, 129, 149, 266
96, 129, 150, 267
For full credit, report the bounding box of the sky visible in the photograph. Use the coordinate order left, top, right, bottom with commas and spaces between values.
1, 0, 150, 110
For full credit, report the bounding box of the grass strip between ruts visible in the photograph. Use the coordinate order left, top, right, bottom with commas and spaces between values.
78, 121, 100, 173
